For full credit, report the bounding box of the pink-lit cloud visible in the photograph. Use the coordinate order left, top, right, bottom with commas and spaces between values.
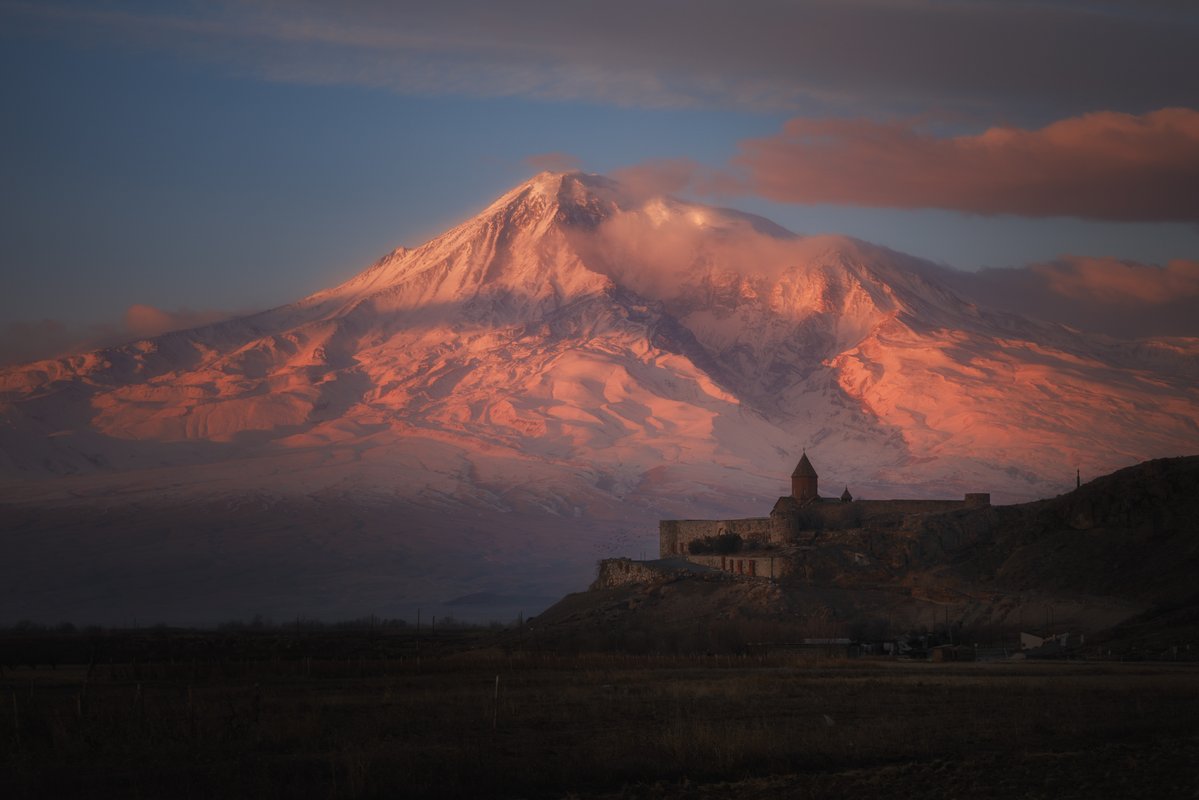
0, 319, 79, 368
1034, 257, 1199, 306
122, 304, 231, 339
0, 305, 238, 367
524, 152, 583, 173
611, 159, 742, 201
937, 257, 1199, 338
736, 109, 1199, 222
570, 198, 1199, 339
572, 204, 800, 303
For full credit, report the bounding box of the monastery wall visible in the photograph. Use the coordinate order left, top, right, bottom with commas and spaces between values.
687, 553, 793, 579
654, 453, 991, 580
805, 499, 967, 530
658, 517, 774, 557
592, 558, 670, 589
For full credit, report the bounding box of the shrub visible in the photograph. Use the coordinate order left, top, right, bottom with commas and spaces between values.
688, 532, 743, 555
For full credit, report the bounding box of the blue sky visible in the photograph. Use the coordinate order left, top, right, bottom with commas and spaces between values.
2, 1, 1197, 362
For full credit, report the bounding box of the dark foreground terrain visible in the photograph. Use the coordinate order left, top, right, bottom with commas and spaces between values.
2, 629, 1198, 799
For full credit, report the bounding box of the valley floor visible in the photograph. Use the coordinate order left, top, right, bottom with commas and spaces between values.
2, 630, 1198, 798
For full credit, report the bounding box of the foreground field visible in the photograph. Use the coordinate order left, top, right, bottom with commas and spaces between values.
2, 632, 1197, 798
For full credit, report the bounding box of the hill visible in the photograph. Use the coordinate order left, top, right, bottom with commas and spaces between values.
526, 457, 1199, 653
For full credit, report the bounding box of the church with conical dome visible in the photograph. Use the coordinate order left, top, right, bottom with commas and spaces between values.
791, 451, 819, 504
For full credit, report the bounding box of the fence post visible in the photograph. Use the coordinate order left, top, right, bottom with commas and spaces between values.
492, 675, 500, 731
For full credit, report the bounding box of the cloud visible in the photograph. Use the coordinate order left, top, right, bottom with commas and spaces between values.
938, 257, 1199, 338
1033, 257, 1199, 306
6, 1, 1198, 116
524, 152, 583, 173
0, 305, 238, 367
611, 159, 741, 201
122, 304, 231, 339
568, 202, 812, 305
733, 108, 1199, 221
571, 195, 1199, 338
0, 319, 80, 368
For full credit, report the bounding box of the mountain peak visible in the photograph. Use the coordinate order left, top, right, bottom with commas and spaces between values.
484, 171, 627, 230
487, 170, 616, 207
522, 169, 600, 194
316, 171, 624, 314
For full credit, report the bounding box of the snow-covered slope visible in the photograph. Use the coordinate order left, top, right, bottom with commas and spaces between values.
1, 171, 1197, 623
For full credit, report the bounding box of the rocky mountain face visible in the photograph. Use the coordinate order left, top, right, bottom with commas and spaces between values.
1, 172, 1196, 624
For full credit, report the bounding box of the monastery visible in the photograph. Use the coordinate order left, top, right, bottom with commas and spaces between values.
658, 453, 990, 579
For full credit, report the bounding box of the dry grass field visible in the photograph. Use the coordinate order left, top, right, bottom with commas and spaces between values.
2, 629, 1198, 798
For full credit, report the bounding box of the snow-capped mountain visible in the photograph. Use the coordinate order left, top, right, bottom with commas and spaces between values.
2, 172, 1196, 623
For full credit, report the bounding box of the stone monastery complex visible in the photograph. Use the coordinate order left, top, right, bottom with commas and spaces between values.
657, 453, 991, 580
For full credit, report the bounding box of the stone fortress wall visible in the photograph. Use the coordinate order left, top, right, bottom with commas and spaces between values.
684, 552, 793, 579
659, 517, 775, 557
659, 497, 991, 558
592, 558, 671, 589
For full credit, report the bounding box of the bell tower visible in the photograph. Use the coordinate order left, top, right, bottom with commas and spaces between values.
791, 451, 819, 504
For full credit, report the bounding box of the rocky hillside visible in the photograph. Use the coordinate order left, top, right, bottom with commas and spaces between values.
527, 457, 1199, 652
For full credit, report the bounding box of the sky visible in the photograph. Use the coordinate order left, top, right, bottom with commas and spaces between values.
2, 0, 1198, 364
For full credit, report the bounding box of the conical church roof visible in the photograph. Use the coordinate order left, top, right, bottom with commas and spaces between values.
792, 451, 817, 478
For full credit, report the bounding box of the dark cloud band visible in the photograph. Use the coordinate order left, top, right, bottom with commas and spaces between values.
736, 109, 1199, 221
7, 1, 1198, 117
